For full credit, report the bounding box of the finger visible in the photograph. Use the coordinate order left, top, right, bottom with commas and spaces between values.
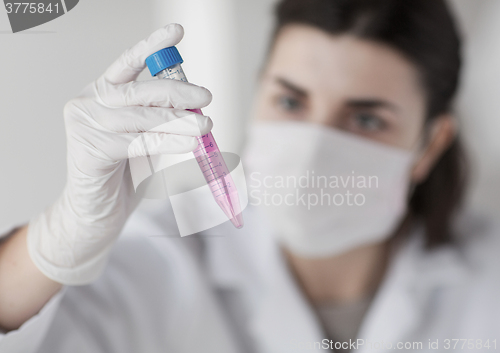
95, 107, 213, 136
102, 23, 184, 85
96, 79, 212, 109
127, 133, 198, 159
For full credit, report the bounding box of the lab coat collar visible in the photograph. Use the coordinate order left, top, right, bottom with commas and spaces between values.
204, 208, 471, 353
204, 206, 326, 352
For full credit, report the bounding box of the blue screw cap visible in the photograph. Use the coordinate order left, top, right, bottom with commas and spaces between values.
145, 46, 184, 77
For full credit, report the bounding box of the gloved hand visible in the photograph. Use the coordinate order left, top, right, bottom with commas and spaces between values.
26, 24, 213, 285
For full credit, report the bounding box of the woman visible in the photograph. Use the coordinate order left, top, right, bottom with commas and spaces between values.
1, 0, 499, 352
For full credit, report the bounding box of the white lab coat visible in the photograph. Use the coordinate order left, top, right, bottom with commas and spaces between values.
1, 199, 500, 353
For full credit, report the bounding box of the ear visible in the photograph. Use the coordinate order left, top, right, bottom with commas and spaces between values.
411, 114, 457, 183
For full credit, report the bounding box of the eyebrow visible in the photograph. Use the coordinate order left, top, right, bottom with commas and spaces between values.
275, 77, 308, 97
345, 99, 399, 113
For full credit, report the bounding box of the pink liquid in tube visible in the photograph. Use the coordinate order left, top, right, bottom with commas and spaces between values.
146, 48, 243, 229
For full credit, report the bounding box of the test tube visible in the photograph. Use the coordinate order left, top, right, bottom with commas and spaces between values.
145, 46, 244, 229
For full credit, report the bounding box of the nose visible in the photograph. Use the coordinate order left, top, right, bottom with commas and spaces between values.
309, 100, 343, 129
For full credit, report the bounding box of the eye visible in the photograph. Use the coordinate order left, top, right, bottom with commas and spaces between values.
351, 111, 387, 132
276, 94, 303, 113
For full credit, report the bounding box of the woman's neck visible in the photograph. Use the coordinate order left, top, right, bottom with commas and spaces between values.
284, 240, 391, 305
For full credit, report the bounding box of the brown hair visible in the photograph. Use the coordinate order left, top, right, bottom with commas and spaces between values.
271, 0, 468, 248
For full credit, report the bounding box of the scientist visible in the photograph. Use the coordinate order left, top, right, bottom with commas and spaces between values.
1, 0, 500, 352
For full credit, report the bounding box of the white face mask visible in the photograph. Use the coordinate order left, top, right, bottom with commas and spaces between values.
243, 121, 417, 258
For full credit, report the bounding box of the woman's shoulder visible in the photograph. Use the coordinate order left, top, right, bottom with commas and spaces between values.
393, 212, 500, 337
397, 211, 500, 297
436, 210, 500, 307
444, 211, 500, 332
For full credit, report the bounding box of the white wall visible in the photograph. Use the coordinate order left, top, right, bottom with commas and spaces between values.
449, 0, 500, 218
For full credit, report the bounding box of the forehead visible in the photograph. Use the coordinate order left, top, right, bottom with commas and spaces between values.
266, 24, 424, 103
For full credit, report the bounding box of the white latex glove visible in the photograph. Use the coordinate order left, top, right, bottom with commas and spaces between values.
26, 24, 213, 285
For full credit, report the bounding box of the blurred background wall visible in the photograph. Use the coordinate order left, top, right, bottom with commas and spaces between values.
1, 0, 499, 230
451, 0, 500, 219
